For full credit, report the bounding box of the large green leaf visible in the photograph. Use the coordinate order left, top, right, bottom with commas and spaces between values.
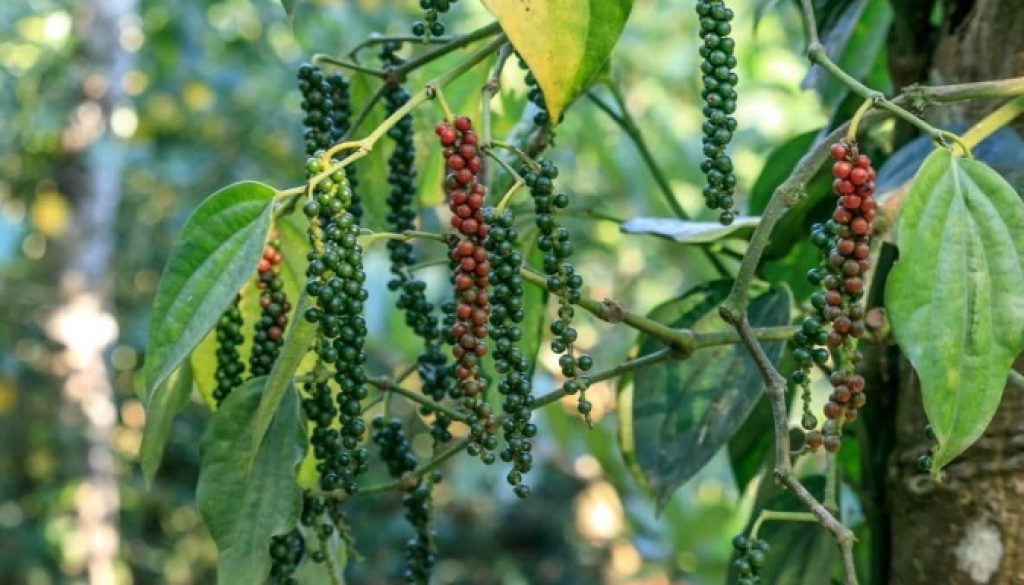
624, 281, 792, 507
197, 377, 306, 585
481, 0, 633, 122
726, 476, 839, 584
887, 149, 1024, 470
139, 361, 193, 485
143, 181, 276, 398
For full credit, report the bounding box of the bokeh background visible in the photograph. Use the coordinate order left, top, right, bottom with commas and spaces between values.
0, 0, 831, 583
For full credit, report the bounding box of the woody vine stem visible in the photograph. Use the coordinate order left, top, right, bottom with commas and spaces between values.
260, 15, 1024, 585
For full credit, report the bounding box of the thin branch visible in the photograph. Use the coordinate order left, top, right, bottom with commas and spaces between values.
901, 76, 1024, 106
394, 21, 503, 80
587, 86, 690, 220
370, 376, 469, 423
347, 34, 452, 61
342, 82, 388, 141
312, 54, 386, 78
531, 348, 675, 409
777, 472, 858, 585
481, 42, 515, 152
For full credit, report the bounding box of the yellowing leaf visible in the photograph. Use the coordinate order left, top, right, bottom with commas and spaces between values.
481, 0, 633, 122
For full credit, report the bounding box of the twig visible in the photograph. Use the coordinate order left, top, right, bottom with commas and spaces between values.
531, 348, 675, 409
777, 472, 857, 584
481, 42, 514, 151
370, 376, 469, 423
749, 510, 819, 541
347, 34, 452, 61
901, 76, 1024, 106
393, 22, 503, 81
312, 54, 386, 78
587, 86, 690, 220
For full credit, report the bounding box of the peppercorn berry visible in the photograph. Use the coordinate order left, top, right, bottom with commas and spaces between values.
789, 140, 876, 453
522, 158, 594, 422
372, 416, 437, 583
212, 295, 245, 405
297, 63, 362, 221
268, 528, 304, 584
302, 158, 370, 494
731, 532, 769, 584
381, 43, 453, 440
483, 208, 536, 495
411, 0, 458, 38
250, 234, 291, 377
696, 0, 740, 224
437, 115, 498, 462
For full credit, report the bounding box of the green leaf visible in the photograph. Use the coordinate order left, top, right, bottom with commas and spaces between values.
625, 281, 792, 508
139, 361, 193, 485
886, 149, 1024, 470
620, 216, 759, 244
280, 0, 296, 18
144, 181, 276, 399
197, 377, 306, 585
727, 476, 838, 584
481, 0, 634, 122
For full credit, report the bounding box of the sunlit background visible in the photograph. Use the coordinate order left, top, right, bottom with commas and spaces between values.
0, 0, 829, 583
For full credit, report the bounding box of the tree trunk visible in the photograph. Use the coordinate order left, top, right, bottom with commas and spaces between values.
46, 0, 137, 582
885, 1, 1024, 583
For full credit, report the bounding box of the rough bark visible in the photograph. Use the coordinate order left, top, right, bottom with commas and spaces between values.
886, 1, 1024, 583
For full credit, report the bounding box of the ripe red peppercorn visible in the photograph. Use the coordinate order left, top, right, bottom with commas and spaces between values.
447, 155, 466, 170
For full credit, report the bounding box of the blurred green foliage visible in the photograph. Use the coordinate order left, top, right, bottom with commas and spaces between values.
0, 0, 830, 583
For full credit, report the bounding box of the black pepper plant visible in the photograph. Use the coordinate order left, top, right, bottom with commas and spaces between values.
139, 2, 1024, 584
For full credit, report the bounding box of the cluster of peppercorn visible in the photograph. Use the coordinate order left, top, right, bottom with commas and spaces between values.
411, 0, 457, 38
435, 116, 499, 462
380, 43, 452, 419
297, 494, 344, 564
517, 57, 552, 128
482, 208, 537, 497
250, 235, 291, 377
696, 0, 739, 225
268, 528, 305, 584
917, 424, 936, 472
731, 534, 768, 585
302, 159, 371, 494
212, 295, 244, 405
522, 159, 594, 420
791, 140, 876, 453
297, 64, 361, 222
371, 416, 437, 584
